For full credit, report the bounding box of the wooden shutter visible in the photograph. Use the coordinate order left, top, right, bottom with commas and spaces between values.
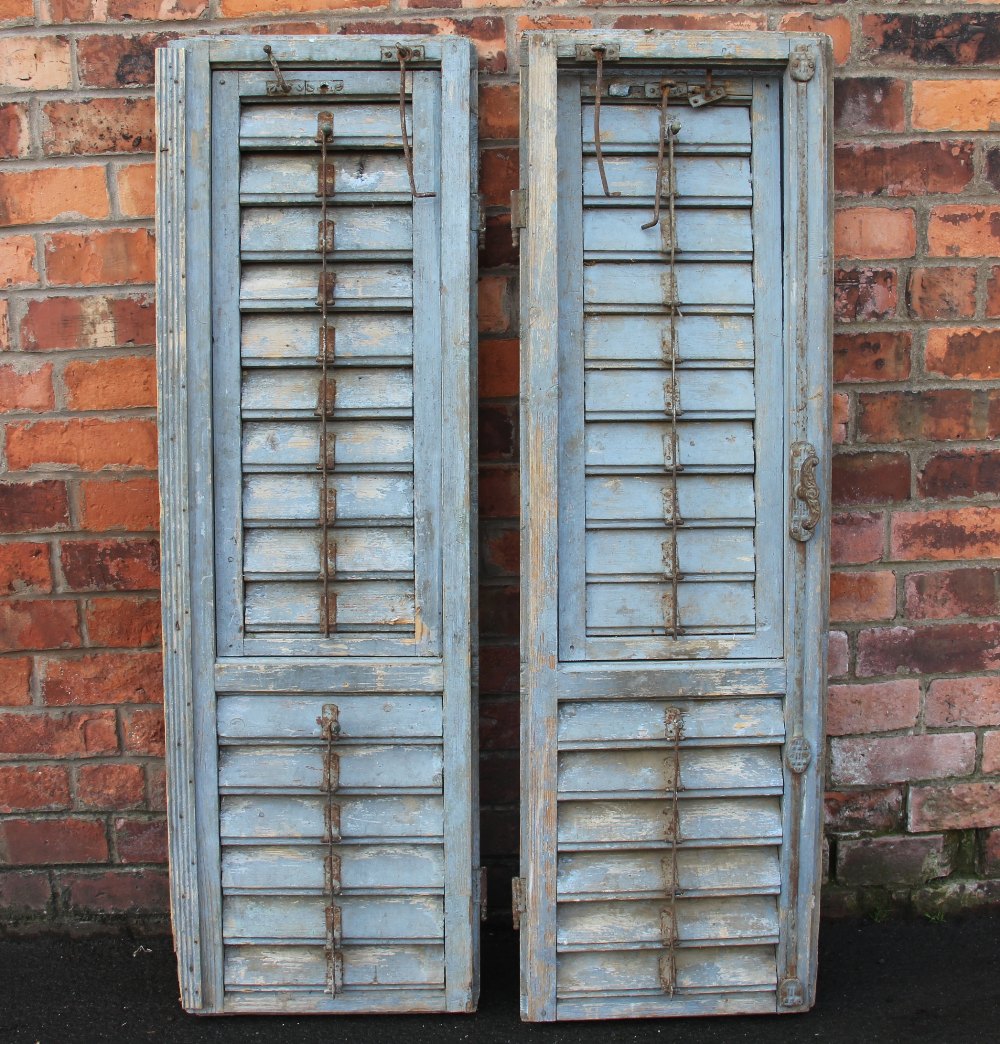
156, 36, 479, 1015
518, 32, 830, 1021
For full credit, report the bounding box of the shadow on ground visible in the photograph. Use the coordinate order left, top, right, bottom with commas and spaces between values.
2, 916, 998, 1043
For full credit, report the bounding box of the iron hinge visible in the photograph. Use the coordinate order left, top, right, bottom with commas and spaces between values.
789, 45, 817, 83
785, 735, 813, 774
511, 876, 526, 930
779, 976, 805, 1007
575, 42, 620, 62
380, 44, 425, 63
511, 188, 527, 248
476, 866, 488, 923
790, 440, 821, 542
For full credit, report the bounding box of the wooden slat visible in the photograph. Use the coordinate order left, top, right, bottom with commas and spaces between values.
585, 368, 754, 418
218, 694, 442, 740
558, 746, 782, 794
219, 743, 443, 792
238, 69, 406, 99
557, 698, 785, 744
586, 474, 755, 524
241, 205, 412, 258
223, 894, 444, 943
557, 797, 783, 846
240, 152, 412, 204
584, 262, 752, 309
244, 579, 414, 631
242, 368, 413, 417
586, 527, 754, 577
244, 526, 414, 578
244, 473, 413, 524
240, 103, 408, 150
224, 943, 444, 989
582, 157, 751, 203
557, 846, 781, 897
222, 842, 445, 893
220, 794, 444, 841
585, 314, 753, 363
586, 580, 754, 633
242, 420, 413, 468
585, 420, 755, 469
240, 262, 412, 311
242, 314, 413, 364
581, 102, 750, 148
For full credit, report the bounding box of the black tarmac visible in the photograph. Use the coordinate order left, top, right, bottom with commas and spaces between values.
2, 916, 998, 1043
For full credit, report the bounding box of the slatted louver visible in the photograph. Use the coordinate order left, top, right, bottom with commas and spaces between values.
518, 33, 830, 1021
157, 37, 478, 1015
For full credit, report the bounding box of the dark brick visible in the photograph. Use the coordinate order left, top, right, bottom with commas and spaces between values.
834, 268, 897, 323
905, 567, 1000, 619
0, 481, 69, 534
834, 78, 905, 133
833, 331, 910, 382
862, 13, 1000, 65
833, 452, 910, 505
857, 623, 1000, 676
825, 787, 904, 833
835, 141, 973, 198
918, 449, 1000, 499
857, 389, 983, 442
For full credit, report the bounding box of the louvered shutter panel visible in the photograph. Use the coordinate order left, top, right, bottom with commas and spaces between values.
156, 36, 479, 1015
518, 32, 831, 1021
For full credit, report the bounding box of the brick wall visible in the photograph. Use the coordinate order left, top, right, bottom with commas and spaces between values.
0, 1, 998, 929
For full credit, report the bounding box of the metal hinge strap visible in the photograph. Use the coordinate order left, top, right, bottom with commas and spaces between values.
511, 876, 526, 931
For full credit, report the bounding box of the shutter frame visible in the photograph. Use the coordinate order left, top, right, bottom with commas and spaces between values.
156, 35, 479, 1015
519, 30, 831, 1022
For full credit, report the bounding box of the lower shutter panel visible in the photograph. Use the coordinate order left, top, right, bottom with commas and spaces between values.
157, 37, 478, 1014
519, 32, 830, 1021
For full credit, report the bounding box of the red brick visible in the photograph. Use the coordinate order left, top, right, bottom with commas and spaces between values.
905, 567, 1000, 620
122, 707, 164, 757
79, 478, 159, 532
0, 601, 80, 652
910, 781, 1000, 831
906, 267, 977, 320
0, 235, 39, 288
0, 765, 70, 812
77, 32, 177, 88
147, 763, 165, 811
830, 570, 896, 623
832, 393, 849, 445
85, 596, 161, 649
115, 163, 155, 219
825, 787, 903, 833
891, 507, 1000, 561
918, 449, 1000, 500
0, 364, 54, 413
833, 331, 910, 382
835, 207, 916, 260
478, 276, 511, 335
480, 214, 517, 269
926, 676, 1000, 728
44, 0, 205, 17
0, 481, 69, 534
863, 13, 1000, 65
0, 817, 107, 865
340, 17, 506, 73
479, 84, 518, 140
42, 651, 162, 706
925, 327, 1000, 380
479, 695, 518, 752
516, 14, 592, 34
480, 147, 518, 209
858, 389, 984, 443
20, 295, 154, 352
832, 512, 884, 567
829, 630, 850, 678
113, 816, 166, 864
479, 643, 518, 696
0, 0, 32, 21
0, 104, 30, 159
481, 527, 518, 578
0, 167, 110, 228
478, 467, 518, 520
0, 871, 51, 913
479, 339, 518, 400
834, 268, 897, 324
832, 452, 910, 505
983, 731, 1000, 775
0, 709, 116, 757
60, 538, 159, 593
479, 584, 518, 641
0, 299, 8, 350
827, 681, 921, 736
834, 78, 905, 134
613, 13, 767, 32
836, 835, 949, 887
779, 14, 851, 65
59, 867, 168, 912
831, 733, 975, 786
928, 206, 1000, 258
835, 141, 972, 199
857, 623, 1000, 677
913, 80, 1000, 132
0, 657, 32, 707
64, 355, 156, 411
0, 37, 71, 91
41, 98, 154, 157
223, 0, 384, 13
5, 418, 158, 471
984, 829, 1000, 876
44, 229, 155, 287
76, 762, 145, 810
989, 267, 1000, 318
479, 404, 515, 461
0, 542, 52, 595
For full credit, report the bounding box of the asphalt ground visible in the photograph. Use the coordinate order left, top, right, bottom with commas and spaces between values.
2, 916, 998, 1043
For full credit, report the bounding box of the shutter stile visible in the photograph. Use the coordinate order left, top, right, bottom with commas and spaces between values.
156, 36, 478, 1015
519, 32, 830, 1022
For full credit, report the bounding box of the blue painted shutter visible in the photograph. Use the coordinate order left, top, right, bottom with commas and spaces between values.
519, 32, 831, 1021
156, 37, 479, 1014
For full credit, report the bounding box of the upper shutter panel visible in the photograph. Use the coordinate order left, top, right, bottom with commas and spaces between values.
157, 37, 478, 1015
519, 33, 830, 1022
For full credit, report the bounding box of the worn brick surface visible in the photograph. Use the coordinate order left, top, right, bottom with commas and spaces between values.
1, 0, 1000, 923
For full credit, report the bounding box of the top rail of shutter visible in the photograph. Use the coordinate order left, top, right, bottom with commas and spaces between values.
170, 35, 469, 67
